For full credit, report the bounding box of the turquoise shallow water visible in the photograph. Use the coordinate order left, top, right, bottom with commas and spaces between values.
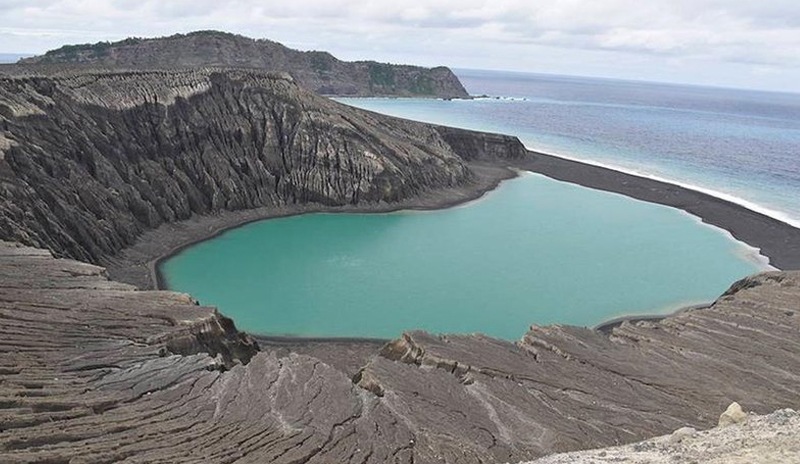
162, 174, 764, 340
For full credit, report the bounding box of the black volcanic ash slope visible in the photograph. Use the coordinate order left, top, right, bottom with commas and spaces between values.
0, 68, 514, 263
18, 30, 470, 98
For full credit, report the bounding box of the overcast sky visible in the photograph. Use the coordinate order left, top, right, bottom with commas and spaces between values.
2, 0, 799, 93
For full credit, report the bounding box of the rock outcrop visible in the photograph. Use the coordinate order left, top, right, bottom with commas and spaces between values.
1, 240, 798, 463
350, 271, 800, 461
18, 31, 470, 98
0, 67, 521, 264
719, 401, 748, 427
526, 408, 800, 464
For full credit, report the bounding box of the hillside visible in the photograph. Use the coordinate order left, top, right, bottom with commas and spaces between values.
18, 31, 470, 98
0, 66, 522, 263
527, 408, 799, 464
1, 240, 798, 463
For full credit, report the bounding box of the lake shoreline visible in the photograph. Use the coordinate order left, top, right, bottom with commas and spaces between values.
104, 162, 517, 291
517, 151, 800, 270
105, 149, 800, 342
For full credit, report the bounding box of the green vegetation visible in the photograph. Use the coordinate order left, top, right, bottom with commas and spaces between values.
183, 30, 241, 39
308, 52, 333, 72
410, 75, 435, 95
38, 32, 246, 63
369, 63, 396, 88
22, 30, 466, 98
42, 38, 144, 61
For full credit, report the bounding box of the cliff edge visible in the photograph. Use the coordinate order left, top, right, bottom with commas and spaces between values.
0, 67, 522, 264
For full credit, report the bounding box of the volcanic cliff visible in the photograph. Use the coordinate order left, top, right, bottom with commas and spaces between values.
0, 67, 520, 264
18, 31, 470, 98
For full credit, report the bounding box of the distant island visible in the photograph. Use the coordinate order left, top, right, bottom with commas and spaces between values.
18, 30, 469, 98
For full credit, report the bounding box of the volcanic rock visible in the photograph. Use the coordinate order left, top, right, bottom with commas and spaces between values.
1, 240, 799, 463
0, 67, 522, 264
719, 401, 748, 427
525, 408, 800, 464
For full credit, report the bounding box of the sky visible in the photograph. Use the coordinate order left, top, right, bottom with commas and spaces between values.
1, 0, 800, 93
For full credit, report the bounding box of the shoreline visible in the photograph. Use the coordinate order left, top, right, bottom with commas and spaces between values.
593, 303, 711, 334
150, 164, 516, 291
104, 163, 517, 291
106, 150, 800, 341
513, 152, 800, 270
531, 146, 800, 229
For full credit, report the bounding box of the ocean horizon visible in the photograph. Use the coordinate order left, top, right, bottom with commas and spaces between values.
338, 68, 800, 232
456, 68, 800, 97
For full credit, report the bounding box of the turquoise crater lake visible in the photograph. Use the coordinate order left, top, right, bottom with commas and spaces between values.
161, 173, 767, 340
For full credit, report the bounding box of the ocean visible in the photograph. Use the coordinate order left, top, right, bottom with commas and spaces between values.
161, 70, 793, 340
340, 69, 800, 228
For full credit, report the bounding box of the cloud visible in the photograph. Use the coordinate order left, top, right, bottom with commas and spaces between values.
1, 0, 799, 90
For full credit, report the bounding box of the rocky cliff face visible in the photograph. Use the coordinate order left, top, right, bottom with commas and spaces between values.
18, 31, 470, 98
0, 67, 520, 263
1, 241, 798, 463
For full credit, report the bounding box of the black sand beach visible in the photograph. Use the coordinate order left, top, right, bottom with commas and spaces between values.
518, 152, 800, 270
